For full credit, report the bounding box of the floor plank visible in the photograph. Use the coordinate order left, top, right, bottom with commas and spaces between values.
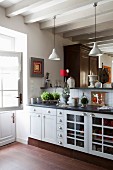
0, 142, 107, 170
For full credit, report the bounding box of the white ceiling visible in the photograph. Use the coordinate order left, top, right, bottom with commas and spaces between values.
1, 0, 113, 54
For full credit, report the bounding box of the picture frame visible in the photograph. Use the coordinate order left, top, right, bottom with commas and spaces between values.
103, 65, 111, 84
31, 57, 44, 77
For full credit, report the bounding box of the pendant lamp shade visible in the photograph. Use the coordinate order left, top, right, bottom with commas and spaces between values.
89, 42, 102, 56
89, 3, 102, 56
48, 16, 60, 60
48, 48, 60, 60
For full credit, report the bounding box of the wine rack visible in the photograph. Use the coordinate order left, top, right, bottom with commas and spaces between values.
64, 110, 88, 152
90, 114, 113, 160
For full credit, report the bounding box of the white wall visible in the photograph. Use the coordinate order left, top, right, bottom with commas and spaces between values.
0, 6, 72, 144
0, 6, 72, 102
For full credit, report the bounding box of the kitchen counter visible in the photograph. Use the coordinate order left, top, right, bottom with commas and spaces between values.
29, 103, 113, 115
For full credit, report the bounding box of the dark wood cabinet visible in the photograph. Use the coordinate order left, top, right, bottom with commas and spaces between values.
89, 56, 98, 75
64, 44, 98, 87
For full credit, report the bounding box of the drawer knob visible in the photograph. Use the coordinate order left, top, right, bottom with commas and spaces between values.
59, 134, 62, 137
59, 112, 62, 115
58, 141, 62, 144
59, 126, 62, 130
38, 115, 40, 117
34, 109, 36, 111
48, 110, 50, 113
59, 119, 62, 122
90, 114, 95, 117
82, 113, 87, 116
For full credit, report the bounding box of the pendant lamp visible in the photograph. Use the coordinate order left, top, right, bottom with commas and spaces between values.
48, 16, 60, 60
89, 2, 102, 56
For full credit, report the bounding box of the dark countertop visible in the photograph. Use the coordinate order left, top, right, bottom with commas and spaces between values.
29, 103, 113, 115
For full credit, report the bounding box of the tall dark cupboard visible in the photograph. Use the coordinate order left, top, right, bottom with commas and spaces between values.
64, 44, 98, 87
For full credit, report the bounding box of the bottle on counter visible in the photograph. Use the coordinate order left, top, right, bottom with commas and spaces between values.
81, 92, 89, 107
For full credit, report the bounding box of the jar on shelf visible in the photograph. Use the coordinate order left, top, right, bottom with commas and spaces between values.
67, 77, 75, 88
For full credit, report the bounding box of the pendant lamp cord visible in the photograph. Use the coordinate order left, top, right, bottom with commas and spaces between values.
53, 15, 56, 49
94, 2, 97, 42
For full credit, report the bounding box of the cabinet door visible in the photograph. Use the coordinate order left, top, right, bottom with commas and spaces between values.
80, 48, 89, 87
89, 57, 98, 75
64, 110, 88, 152
89, 113, 113, 160
30, 113, 41, 140
42, 114, 56, 144
0, 111, 15, 146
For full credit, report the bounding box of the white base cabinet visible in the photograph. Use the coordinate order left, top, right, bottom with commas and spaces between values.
64, 110, 88, 153
29, 106, 113, 160
29, 107, 57, 144
63, 111, 113, 160
42, 113, 56, 144
29, 107, 42, 140
0, 111, 16, 146
89, 113, 113, 160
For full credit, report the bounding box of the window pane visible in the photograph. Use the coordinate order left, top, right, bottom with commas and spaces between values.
0, 91, 2, 107
3, 91, 18, 107
0, 34, 14, 51
0, 51, 21, 108
0, 56, 18, 73
0, 78, 1, 90
3, 75, 18, 90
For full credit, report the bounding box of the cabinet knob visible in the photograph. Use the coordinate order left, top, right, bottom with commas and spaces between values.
59, 119, 62, 122
59, 134, 62, 137
58, 141, 62, 144
59, 126, 62, 130
38, 115, 40, 117
34, 109, 36, 111
43, 115, 45, 118
82, 113, 87, 116
47, 110, 50, 113
90, 113, 95, 117
59, 112, 62, 115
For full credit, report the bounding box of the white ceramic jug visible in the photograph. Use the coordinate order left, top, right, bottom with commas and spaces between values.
67, 77, 75, 88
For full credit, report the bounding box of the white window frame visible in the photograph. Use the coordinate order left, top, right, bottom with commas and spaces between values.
0, 51, 22, 111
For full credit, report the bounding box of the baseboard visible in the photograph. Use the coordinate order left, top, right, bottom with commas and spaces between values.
16, 138, 28, 144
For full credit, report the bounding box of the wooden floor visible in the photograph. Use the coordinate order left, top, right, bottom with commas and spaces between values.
0, 142, 107, 170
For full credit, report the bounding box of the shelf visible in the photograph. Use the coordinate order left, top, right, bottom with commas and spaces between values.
92, 141, 102, 145
92, 124, 102, 127
92, 133, 102, 136
40, 87, 113, 90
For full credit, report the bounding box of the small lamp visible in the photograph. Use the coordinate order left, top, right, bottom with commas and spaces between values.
89, 2, 102, 56
48, 15, 60, 60
60, 69, 68, 82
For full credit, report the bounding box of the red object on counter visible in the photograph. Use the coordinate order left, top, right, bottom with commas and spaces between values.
60, 69, 68, 77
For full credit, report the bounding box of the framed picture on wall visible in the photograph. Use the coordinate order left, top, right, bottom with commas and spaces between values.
31, 57, 44, 77
103, 65, 111, 84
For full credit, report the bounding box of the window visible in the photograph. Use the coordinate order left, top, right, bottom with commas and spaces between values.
0, 51, 22, 109
0, 33, 15, 51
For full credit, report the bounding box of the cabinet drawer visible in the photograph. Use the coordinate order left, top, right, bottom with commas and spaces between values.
42, 108, 56, 116
57, 131, 64, 139
57, 117, 64, 124
57, 109, 64, 117
29, 106, 42, 113
57, 124, 64, 131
